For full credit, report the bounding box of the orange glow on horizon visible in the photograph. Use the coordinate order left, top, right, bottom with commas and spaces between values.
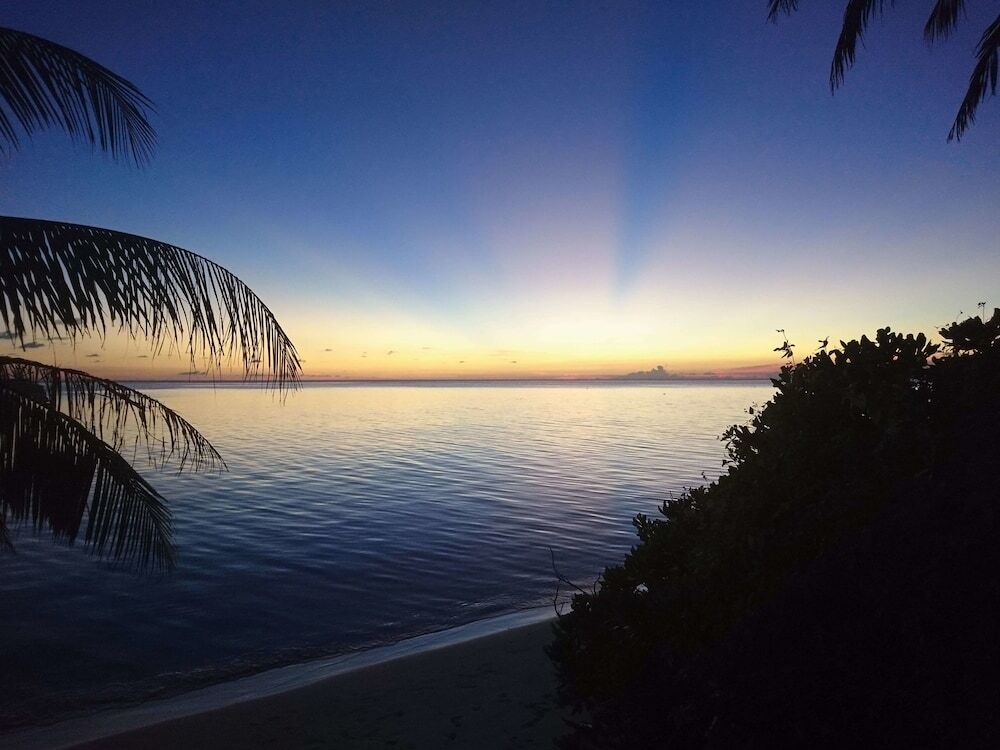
0, 327, 785, 382
1, 287, 956, 383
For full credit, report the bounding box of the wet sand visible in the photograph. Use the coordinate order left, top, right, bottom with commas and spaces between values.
71, 620, 569, 749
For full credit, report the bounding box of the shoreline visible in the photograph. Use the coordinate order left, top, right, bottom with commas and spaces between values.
4, 607, 560, 750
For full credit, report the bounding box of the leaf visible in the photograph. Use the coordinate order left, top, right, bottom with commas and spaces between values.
0, 26, 155, 165
767, 0, 801, 22
0, 356, 223, 471
0, 382, 174, 569
0, 217, 302, 388
948, 13, 1000, 142
831, 1, 893, 91
924, 0, 966, 41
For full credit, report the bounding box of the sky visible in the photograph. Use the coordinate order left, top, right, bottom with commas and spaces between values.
3, 1, 999, 380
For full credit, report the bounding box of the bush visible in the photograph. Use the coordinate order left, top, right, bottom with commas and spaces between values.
548, 313, 1000, 748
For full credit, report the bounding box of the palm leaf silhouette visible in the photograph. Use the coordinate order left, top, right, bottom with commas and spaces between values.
766, 1, 801, 21
0, 26, 299, 569
830, 0, 890, 91
949, 14, 1000, 141
924, 0, 967, 40
0, 217, 301, 387
0, 377, 175, 569
769, 1, 997, 140
0, 356, 224, 470
0, 26, 155, 164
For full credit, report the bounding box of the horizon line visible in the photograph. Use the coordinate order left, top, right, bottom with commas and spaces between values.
122, 375, 777, 384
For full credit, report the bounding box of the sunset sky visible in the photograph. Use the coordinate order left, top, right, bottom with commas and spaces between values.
4, 1, 999, 380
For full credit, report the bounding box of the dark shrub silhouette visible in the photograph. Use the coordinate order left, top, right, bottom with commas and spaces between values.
549, 312, 1000, 747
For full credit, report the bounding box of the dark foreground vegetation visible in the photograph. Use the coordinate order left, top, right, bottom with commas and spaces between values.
550, 313, 1000, 748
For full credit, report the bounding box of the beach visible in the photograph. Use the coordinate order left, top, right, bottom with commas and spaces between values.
60, 619, 568, 749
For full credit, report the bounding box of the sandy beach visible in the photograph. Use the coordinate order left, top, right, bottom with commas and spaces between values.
65, 619, 568, 750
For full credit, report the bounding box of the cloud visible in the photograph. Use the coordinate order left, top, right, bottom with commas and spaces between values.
421, 347, 433, 351
85, 353, 100, 358
386, 350, 396, 356
21, 342, 45, 350
178, 370, 207, 376
3, 332, 67, 343
616, 365, 680, 381
137, 355, 149, 359
510, 360, 518, 364
323, 348, 333, 352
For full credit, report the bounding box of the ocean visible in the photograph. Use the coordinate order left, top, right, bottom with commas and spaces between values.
1, 380, 770, 733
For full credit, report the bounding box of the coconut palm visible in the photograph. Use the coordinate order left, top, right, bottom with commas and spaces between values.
0, 26, 301, 568
768, 1, 1000, 140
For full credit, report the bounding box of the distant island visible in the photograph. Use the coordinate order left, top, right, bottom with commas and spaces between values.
615, 365, 683, 381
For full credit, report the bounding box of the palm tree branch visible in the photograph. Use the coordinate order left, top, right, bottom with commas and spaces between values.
924, 0, 967, 41
948, 13, 1000, 141
767, 1, 801, 22
831, 0, 894, 91
0, 217, 302, 387
0, 382, 174, 568
0, 26, 155, 165
0, 356, 224, 471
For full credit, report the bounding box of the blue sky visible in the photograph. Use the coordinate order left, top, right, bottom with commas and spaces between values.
4, 1, 998, 378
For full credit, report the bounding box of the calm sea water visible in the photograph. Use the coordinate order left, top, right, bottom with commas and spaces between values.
1, 381, 770, 732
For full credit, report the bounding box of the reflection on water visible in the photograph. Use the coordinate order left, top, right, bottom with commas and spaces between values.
0, 381, 769, 731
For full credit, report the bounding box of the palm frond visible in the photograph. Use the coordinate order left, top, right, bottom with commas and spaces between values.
767, 1, 801, 22
924, 0, 966, 41
0, 383, 174, 568
0, 217, 301, 387
0, 26, 155, 165
0, 356, 223, 471
831, 0, 894, 90
949, 14, 1000, 141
